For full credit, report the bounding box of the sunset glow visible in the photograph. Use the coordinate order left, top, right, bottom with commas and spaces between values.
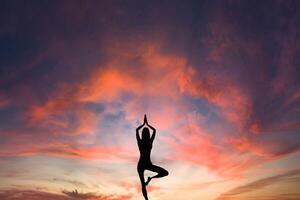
0, 1, 300, 200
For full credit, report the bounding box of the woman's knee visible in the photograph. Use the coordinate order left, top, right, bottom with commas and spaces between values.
158, 168, 168, 177
162, 169, 169, 177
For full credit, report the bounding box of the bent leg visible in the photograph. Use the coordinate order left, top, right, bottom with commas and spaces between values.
137, 166, 148, 200
147, 164, 169, 179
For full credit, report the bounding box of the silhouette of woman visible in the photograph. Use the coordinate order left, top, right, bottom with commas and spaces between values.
136, 114, 169, 200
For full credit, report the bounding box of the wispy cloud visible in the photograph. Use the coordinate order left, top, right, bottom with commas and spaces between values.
0, 189, 132, 200
216, 169, 300, 199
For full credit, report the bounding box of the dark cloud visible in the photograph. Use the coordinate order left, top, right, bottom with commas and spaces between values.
0, 189, 131, 200
62, 189, 97, 199
0, 189, 69, 200
62, 189, 131, 200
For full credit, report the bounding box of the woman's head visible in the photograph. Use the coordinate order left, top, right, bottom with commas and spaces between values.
142, 127, 150, 140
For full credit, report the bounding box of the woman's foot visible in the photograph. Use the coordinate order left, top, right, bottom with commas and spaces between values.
145, 177, 152, 186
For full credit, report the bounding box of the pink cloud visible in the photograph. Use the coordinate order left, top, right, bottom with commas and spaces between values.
0, 134, 135, 161
3, 33, 298, 178
165, 115, 263, 177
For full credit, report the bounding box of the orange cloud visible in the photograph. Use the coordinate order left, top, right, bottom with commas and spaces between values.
179, 70, 252, 130
0, 139, 135, 162
18, 41, 252, 179
16, 36, 297, 178
27, 41, 190, 127
28, 36, 253, 134
166, 114, 264, 177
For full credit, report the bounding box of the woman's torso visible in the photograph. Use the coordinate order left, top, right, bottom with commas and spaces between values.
138, 140, 152, 165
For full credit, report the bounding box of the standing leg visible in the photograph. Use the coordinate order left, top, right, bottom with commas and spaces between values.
138, 166, 148, 200
145, 164, 169, 186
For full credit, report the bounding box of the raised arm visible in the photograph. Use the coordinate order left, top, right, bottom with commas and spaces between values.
144, 114, 156, 141
149, 124, 156, 141
136, 123, 144, 141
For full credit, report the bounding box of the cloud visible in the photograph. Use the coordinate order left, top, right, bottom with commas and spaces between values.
0, 1, 299, 183
1, 35, 299, 177
0, 189, 132, 200
0, 140, 134, 161
216, 168, 300, 200
216, 193, 300, 200
0, 189, 69, 200
62, 189, 131, 200
166, 113, 263, 177
3, 41, 191, 159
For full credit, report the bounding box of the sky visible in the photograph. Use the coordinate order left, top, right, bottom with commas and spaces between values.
0, 0, 300, 199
